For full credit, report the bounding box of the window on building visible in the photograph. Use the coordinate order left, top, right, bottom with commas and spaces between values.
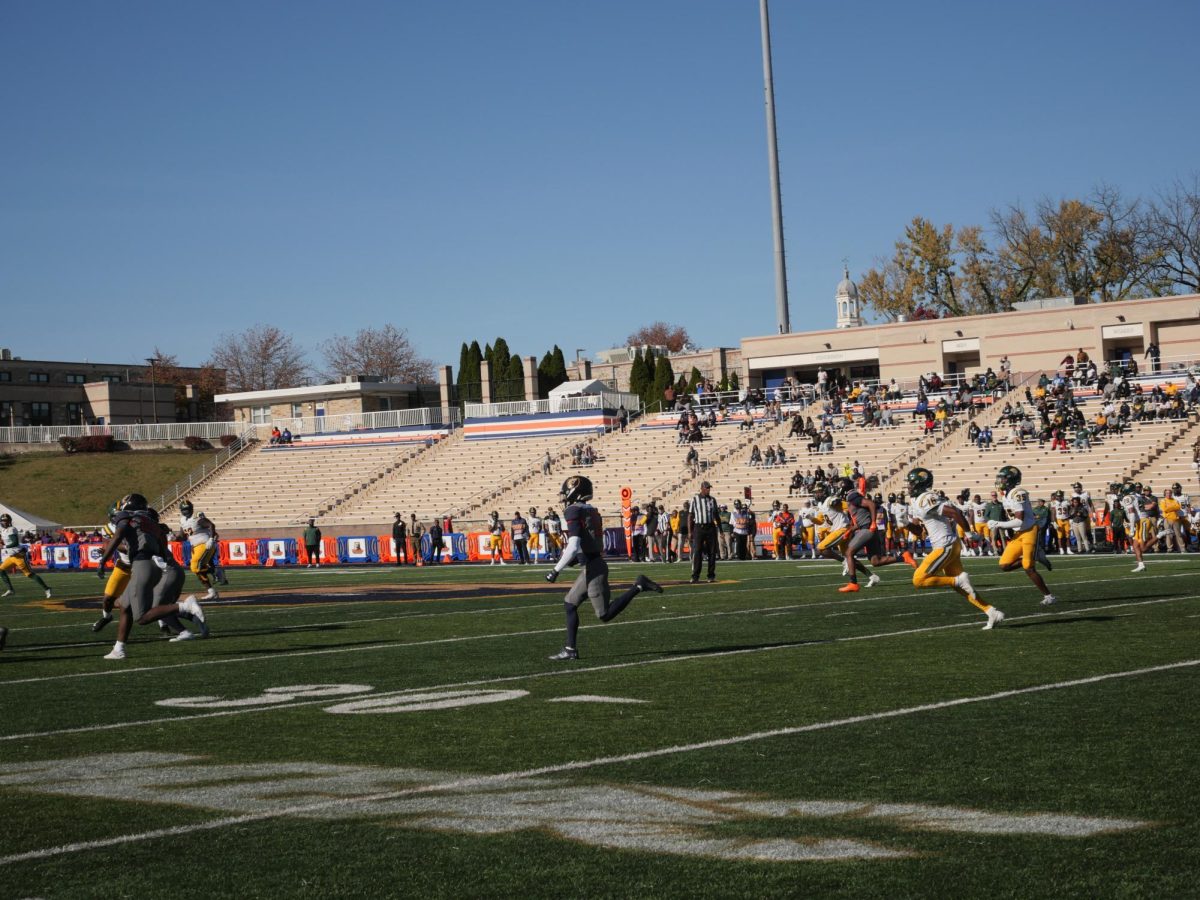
29, 402, 51, 425
29, 372, 50, 384
66, 402, 84, 424
103, 374, 122, 383
291, 403, 305, 418
0, 371, 10, 382
0, 401, 12, 426
65, 373, 86, 384
377, 396, 392, 411
250, 405, 271, 424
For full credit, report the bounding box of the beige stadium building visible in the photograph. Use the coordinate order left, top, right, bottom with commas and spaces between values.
739, 273, 1200, 389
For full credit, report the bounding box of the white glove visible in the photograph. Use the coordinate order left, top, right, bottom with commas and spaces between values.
987, 521, 1002, 531
152, 555, 169, 571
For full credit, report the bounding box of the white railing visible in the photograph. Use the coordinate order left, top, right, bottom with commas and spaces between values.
154, 426, 259, 512
0, 420, 241, 445
465, 391, 640, 419
249, 405, 461, 440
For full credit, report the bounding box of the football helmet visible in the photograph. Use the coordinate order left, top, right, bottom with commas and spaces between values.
560, 475, 594, 504
957, 488, 971, 504
1172, 482, 1183, 494
180, 501, 194, 517
1071, 482, 1083, 493
0, 514, 11, 527
811, 482, 829, 501
1108, 482, 1122, 496
529, 507, 537, 516
994, 465, 1022, 493
906, 467, 934, 497
119, 493, 148, 511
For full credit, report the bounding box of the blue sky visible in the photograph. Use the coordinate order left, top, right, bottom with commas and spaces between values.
3, 0, 1197, 372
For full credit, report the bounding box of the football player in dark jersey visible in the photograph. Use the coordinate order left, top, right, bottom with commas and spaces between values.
94, 493, 208, 660
545, 475, 663, 660
839, 480, 904, 593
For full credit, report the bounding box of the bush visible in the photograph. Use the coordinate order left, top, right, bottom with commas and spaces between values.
218, 434, 239, 448
184, 436, 213, 451
61, 435, 115, 453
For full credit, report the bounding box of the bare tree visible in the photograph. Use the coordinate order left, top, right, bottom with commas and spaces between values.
320, 324, 434, 383
208, 325, 309, 392
1144, 176, 1200, 293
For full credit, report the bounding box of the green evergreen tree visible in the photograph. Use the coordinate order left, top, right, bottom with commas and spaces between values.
686, 366, 703, 394
551, 346, 567, 384
629, 348, 647, 400
508, 354, 525, 401
728, 370, 739, 391
490, 338, 511, 400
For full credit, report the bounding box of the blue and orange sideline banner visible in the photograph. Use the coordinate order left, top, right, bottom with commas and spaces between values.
337, 536, 379, 564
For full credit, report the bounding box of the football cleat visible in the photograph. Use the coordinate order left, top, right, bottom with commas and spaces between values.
1132, 562, 1146, 573
103, 645, 126, 660
983, 607, 1005, 630
548, 647, 579, 661
1040, 594, 1057, 607
44, 589, 52, 599
203, 587, 218, 601
169, 630, 196, 642
636, 574, 663, 594
838, 583, 860, 593
902, 551, 917, 568
179, 595, 206, 626
2, 589, 13, 598
91, 612, 113, 633
866, 574, 881, 588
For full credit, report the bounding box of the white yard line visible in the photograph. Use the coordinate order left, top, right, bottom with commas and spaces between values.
2, 655, 1196, 868
1, 593, 1193, 743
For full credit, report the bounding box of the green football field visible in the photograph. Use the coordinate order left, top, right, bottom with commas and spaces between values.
1, 555, 1198, 899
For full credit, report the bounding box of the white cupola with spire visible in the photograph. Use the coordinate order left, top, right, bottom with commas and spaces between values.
835, 264, 863, 329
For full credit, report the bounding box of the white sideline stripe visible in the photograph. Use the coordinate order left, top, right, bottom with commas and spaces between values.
2, 571, 1196, 687
2, 656, 1196, 868
1, 593, 1193, 743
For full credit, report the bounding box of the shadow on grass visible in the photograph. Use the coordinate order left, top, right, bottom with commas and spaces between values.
620, 638, 832, 659
1007, 615, 1120, 629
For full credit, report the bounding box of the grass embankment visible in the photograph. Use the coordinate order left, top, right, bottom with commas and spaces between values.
0, 449, 202, 526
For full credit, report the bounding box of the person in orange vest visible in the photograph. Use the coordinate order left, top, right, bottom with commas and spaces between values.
1091, 504, 1111, 550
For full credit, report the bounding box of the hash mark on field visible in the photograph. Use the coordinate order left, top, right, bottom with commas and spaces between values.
547, 695, 648, 704
1, 658, 1192, 867
826, 612, 859, 618
892, 612, 921, 617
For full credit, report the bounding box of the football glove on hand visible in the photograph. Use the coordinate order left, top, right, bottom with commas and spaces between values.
97, 566, 108, 580
152, 555, 169, 571
987, 520, 1002, 531
545, 570, 559, 583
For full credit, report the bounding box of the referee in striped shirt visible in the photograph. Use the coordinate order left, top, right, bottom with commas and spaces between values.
688, 481, 720, 583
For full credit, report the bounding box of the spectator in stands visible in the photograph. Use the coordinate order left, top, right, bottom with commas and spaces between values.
270, 427, 281, 445
776, 444, 788, 467
281, 428, 293, 445
749, 444, 763, 466
303, 519, 321, 568
968, 421, 980, 444
542, 451, 552, 476
763, 445, 777, 468
1146, 341, 1161, 374
510, 511, 531, 564
1072, 428, 1091, 451
685, 445, 700, 477
617, 405, 628, 432
978, 425, 993, 450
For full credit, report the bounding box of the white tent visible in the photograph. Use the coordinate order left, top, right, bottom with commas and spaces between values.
0, 502, 62, 533
547, 379, 610, 413
547, 379, 607, 400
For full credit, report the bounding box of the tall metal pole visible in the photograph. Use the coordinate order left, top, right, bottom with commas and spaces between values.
760, 0, 790, 334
